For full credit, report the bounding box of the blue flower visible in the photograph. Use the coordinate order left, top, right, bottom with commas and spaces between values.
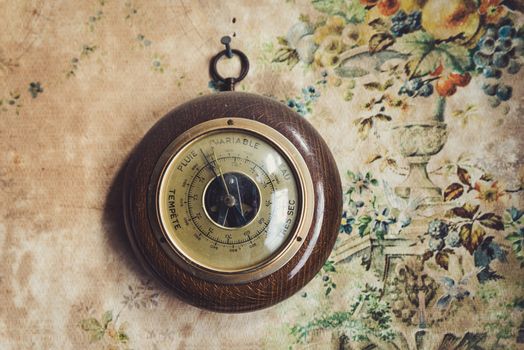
302, 85, 320, 102
287, 98, 307, 116
372, 207, 396, 239
28, 82, 43, 98
340, 211, 355, 234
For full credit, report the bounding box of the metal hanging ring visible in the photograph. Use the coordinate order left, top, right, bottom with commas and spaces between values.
209, 49, 250, 91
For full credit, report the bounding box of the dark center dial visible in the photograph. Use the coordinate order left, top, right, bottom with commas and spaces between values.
204, 172, 260, 228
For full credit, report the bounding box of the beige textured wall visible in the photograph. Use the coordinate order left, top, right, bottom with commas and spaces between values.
1, 1, 523, 349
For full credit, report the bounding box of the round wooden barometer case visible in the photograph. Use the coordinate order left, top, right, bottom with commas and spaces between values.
123, 44, 342, 312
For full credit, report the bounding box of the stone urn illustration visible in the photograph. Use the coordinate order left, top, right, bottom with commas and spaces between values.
392, 98, 448, 204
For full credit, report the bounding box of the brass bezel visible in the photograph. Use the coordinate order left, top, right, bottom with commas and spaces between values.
148, 117, 315, 284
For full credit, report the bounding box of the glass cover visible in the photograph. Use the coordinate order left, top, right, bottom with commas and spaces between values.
157, 130, 301, 272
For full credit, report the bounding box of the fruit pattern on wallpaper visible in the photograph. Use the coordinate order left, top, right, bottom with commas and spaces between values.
272, 1, 524, 348
274, 0, 523, 113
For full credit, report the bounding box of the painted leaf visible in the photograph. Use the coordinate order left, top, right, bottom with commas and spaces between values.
480, 173, 494, 181
369, 33, 395, 54
368, 18, 388, 31
474, 236, 507, 268
477, 266, 503, 283
437, 294, 452, 309
366, 154, 382, 163
335, 66, 369, 78
422, 250, 434, 262
439, 43, 471, 74
464, 203, 480, 217
373, 113, 392, 121
355, 117, 373, 138
101, 310, 113, 328
79, 317, 105, 342
357, 215, 372, 237
79, 318, 101, 332
346, 0, 367, 23
451, 203, 478, 219
276, 36, 288, 46
363, 82, 382, 90
408, 50, 441, 78
363, 79, 394, 91
478, 213, 504, 231
311, 0, 346, 15
444, 183, 464, 201
460, 224, 486, 254
457, 166, 471, 186
395, 31, 434, 55
435, 249, 453, 270
118, 330, 130, 343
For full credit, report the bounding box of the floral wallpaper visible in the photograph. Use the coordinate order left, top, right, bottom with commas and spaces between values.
0, 0, 523, 349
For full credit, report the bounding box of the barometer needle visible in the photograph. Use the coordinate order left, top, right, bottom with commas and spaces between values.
212, 147, 230, 196
200, 149, 218, 176
231, 175, 246, 218
200, 148, 246, 226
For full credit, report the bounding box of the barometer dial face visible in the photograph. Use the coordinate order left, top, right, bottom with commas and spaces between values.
155, 121, 307, 274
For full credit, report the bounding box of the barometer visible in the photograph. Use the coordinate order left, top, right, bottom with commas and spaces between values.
123, 40, 341, 312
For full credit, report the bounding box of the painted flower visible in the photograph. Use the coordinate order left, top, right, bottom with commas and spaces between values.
341, 24, 361, 47
287, 98, 307, 115
348, 171, 378, 194
474, 181, 504, 203
313, 16, 345, 45
295, 35, 318, 64
319, 35, 345, 55
479, 0, 506, 24
340, 211, 355, 234
28, 82, 43, 98
372, 207, 396, 238
314, 34, 346, 68
286, 21, 314, 48
302, 85, 320, 102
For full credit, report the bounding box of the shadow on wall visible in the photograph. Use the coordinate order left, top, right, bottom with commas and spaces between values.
102, 155, 147, 279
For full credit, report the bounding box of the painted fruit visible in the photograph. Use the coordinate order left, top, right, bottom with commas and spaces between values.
421, 0, 479, 40
448, 72, 471, 87
360, 0, 379, 5
399, 0, 421, 12
436, 78, 457, 96
430, 64, 443, 76
378, 0, 400, 16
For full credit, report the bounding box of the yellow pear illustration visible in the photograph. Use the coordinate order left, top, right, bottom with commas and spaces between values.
421, 0, 479, 40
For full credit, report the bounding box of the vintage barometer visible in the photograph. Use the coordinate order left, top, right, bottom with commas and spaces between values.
123, 38, 342, 312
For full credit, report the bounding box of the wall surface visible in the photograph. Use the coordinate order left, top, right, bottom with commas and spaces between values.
1, 0, 523, 349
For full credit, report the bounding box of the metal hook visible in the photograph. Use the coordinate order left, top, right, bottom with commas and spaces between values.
209, 37, 250, 91
220, 36, 233, 58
